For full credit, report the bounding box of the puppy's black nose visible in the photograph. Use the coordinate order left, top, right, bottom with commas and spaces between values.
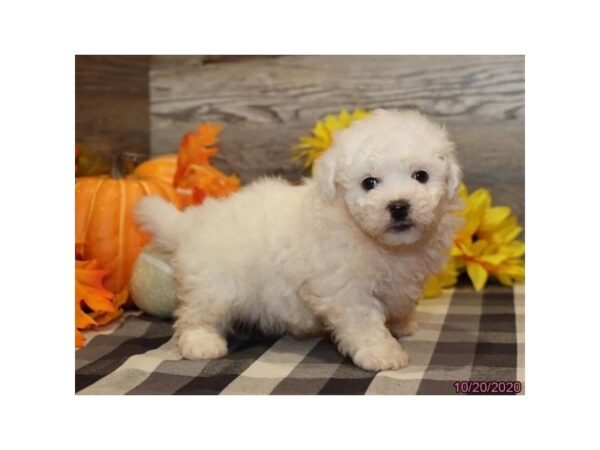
388, 200, 410, 221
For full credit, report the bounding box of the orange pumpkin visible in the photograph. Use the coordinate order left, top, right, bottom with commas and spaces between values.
132, 154, 177, 185
75, 176, 182, 304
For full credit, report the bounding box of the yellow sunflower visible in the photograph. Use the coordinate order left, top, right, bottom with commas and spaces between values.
292, 109, 370, 171
422, 258, 459, 299
451, 184, 525, 291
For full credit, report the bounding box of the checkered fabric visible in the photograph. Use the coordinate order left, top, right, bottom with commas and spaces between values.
76, 282, 524, 395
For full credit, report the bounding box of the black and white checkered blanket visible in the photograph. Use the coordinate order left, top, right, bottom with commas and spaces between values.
76, 283, 524, 394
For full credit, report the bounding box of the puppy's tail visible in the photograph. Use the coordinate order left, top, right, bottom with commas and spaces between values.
135, 196, 183, 252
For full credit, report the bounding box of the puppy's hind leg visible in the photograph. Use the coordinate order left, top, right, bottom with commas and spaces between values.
174, 282, 234, 360
177, 323, 228, 360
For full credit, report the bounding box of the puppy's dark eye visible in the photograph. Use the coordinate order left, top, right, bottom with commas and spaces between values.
361, 177, 379, 191
412, 170, 429, 184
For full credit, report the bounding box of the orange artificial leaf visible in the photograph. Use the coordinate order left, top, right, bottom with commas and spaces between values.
75, 255, 117, 348
172, 123, 240, 207
112, 287, 130, 311
194, 123, 222, 147
192, 186, 207, 204
180, 164, 240, 199
175, 123, 223, 186
76, 329, 85, 347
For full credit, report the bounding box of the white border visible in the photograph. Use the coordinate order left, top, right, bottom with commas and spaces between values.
3, 0, 600, 448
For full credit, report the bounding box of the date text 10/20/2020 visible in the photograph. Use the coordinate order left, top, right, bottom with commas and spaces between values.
454, 381, 522, 394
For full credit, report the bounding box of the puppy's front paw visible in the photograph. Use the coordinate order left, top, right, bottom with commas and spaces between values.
353, 339, 410, 371
178, 328, 228, 360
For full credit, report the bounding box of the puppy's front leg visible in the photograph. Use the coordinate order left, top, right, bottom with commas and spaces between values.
301, 286, 410, 371
388, 307, 419, 338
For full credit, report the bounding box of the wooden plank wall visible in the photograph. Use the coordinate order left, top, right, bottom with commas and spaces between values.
149, 55, 524, 222
76, 55, 151, 167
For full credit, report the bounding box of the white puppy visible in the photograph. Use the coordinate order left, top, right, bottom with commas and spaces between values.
135, 109, 462, 371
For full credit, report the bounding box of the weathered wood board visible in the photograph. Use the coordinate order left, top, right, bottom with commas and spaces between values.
149, 55, 524, 222
76, 55, 151, 163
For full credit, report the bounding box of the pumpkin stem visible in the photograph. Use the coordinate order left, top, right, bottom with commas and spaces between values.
112, 151, 149, 178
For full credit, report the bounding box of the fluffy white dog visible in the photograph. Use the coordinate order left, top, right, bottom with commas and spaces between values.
136, 109, 463, 371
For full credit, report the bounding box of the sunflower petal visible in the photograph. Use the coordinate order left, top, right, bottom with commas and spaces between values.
450, 244, 464, 257
481, 206, 512, 232
324, 114, 343, 132
495, 274, 514, 287
504, 240, 526, 258
498, 263, 525, 278
470, 239, 489, 256
313, 121, 330, 141
466, 262, 488, 292
467, 188, 492, 213
352, 109, 370, 120
422, 275, 443, 299
480, 252, 510, 267
495, 216, 523, 243
338, 110, 351, 127
292, 137, 326, 151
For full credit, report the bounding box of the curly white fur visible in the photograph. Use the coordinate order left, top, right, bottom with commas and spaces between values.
135, 109, 463, 371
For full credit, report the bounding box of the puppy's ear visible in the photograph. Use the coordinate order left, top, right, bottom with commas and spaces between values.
445, 151, 462, 199
314, 146, 338, 200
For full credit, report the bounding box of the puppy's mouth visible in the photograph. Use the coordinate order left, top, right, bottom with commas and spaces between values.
388, 222, 414, 233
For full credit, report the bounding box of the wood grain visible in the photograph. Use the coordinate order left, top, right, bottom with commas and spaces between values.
76, 55, 151, 163
149, 55, 524, 222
